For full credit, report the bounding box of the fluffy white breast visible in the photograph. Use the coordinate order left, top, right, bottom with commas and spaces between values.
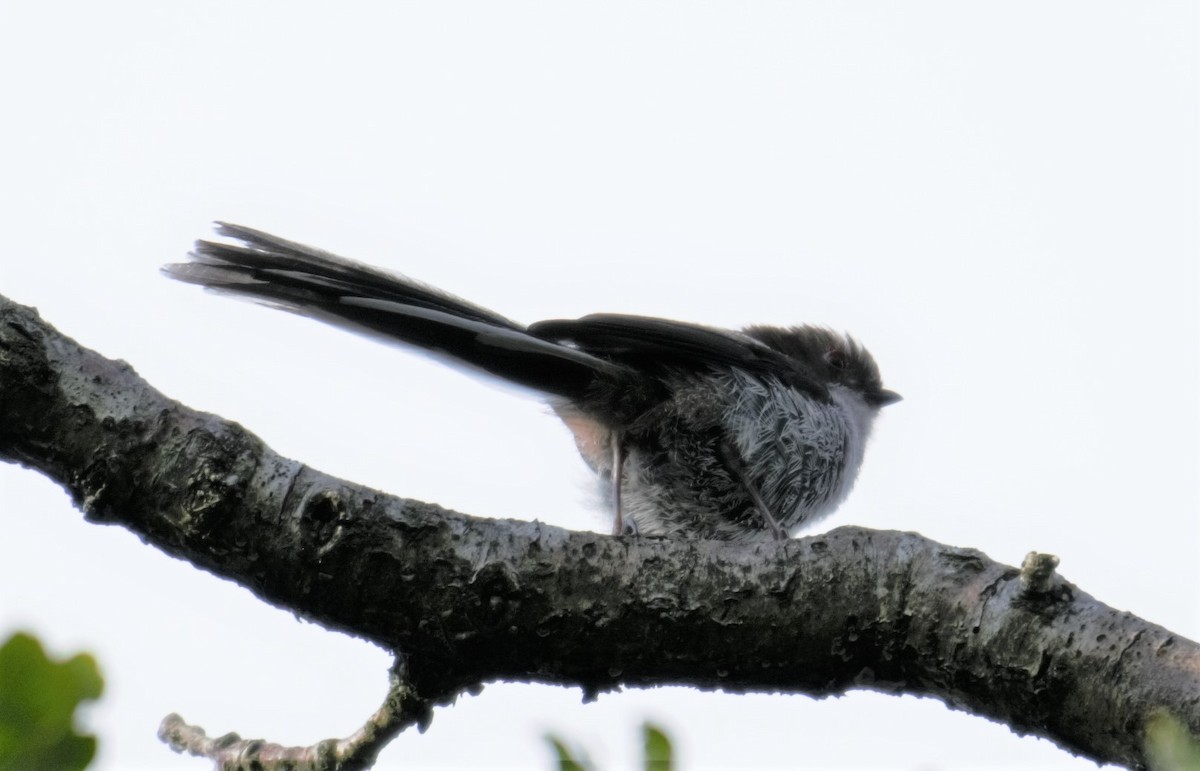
723, 372, 880, 532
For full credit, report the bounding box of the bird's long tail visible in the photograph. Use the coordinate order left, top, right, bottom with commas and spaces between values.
163, 223, 625, 398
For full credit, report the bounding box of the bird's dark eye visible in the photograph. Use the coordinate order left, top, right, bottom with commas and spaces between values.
825, 349, 850, 370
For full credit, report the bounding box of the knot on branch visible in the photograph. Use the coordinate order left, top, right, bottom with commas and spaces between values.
1014, 551, 1072, 615
1018, 551, 1059, 596
297, 487, 349, 556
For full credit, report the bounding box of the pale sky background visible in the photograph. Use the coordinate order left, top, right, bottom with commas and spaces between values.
1, 3, 1196, 770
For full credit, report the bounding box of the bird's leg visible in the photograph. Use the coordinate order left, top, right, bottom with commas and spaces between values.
609, 432, 628, 533
719, 440, 788, 541
610, 434, 628, 536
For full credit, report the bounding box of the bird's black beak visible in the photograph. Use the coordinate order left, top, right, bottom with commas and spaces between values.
870, 388, 902, 407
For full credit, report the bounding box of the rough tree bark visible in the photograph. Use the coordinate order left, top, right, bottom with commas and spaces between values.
1, 292, 1196, 770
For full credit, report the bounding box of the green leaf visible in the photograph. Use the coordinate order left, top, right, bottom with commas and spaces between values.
545, 723, 674, 771
544, 733, 594, 771
1146, 712, 1200, 771
643, 722, 672, 771
0, 631, 104, 771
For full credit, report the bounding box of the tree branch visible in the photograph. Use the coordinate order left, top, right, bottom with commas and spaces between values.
1, 293, 1196, 770
158, 655, 432, 770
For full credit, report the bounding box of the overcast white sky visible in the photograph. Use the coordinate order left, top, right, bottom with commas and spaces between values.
1, 3, 1196, 769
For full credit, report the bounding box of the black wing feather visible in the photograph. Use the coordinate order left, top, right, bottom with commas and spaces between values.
531, 314, 829, 399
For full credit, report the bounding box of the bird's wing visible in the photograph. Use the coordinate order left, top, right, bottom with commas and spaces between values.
530, 314, 829, 399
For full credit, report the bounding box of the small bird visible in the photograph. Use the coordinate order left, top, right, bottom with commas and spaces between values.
165, 223, 899, 541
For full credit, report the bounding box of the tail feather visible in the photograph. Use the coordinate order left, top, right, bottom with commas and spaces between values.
163, 224, 626, 398
183, 222, 525, 329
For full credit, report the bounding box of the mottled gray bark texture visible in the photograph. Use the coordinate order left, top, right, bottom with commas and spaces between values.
1, 293, 1196, 770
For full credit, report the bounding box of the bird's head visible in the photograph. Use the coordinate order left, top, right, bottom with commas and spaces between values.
745, 325, 901, 408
